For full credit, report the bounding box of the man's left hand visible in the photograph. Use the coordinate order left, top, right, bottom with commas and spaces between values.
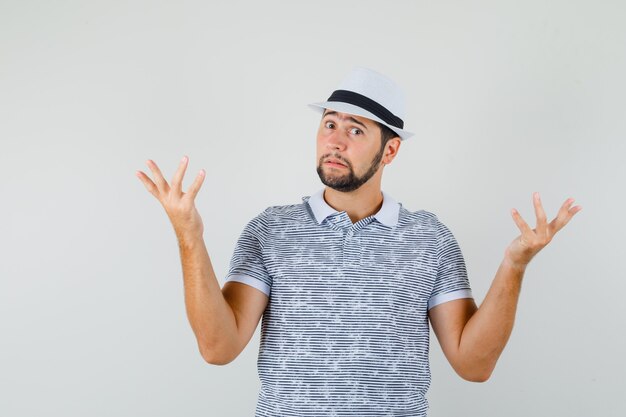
505, 192, 582, 270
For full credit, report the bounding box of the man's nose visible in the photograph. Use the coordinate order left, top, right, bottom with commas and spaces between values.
326, 129, 347, 151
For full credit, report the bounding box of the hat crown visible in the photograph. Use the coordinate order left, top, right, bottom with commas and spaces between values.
336, 67, 406, 120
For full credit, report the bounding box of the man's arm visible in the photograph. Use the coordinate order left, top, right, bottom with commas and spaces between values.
136, 156, 268, 365
178, 235, 268, 365
429, 192, 581, 382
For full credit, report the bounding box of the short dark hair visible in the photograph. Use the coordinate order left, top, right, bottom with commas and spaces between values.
377, 122, 400, 152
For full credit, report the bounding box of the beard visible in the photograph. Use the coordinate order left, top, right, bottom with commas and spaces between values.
316, 146, 384, 192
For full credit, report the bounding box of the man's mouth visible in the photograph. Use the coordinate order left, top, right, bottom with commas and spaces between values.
325, 158, 347, 168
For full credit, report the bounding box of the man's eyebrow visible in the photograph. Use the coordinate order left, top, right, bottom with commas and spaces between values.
322, 110, 369, 131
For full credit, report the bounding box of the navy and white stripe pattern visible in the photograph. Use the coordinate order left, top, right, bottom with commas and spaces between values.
226, 189, 473, 416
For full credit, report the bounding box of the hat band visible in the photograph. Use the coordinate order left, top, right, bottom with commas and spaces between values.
326, 89, 404, 129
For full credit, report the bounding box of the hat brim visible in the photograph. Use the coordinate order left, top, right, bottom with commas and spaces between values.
308, 101, 414, 141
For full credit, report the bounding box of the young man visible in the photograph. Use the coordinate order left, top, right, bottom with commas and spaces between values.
136, 68, 581, 416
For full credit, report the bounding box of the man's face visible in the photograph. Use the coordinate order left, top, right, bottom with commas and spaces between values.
316, 110, 385, 192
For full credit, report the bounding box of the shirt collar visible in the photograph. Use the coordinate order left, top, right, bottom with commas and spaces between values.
304, 188, 400, 228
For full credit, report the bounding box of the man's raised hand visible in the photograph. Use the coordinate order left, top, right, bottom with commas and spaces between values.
136, 156, 206, 240
505, 192, 582, 270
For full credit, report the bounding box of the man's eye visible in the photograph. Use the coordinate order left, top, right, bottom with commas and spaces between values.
325, 121, 335, 129
349, 127, 363, 135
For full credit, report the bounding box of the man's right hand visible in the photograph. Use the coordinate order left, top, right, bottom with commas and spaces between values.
136, 156, 206, 241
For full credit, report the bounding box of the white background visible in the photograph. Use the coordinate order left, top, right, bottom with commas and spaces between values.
1, 1, 624, 416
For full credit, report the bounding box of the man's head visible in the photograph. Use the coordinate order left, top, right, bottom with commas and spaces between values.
310, 68, 409, 192
315, 109, 401, 192
309, 68, 411, 192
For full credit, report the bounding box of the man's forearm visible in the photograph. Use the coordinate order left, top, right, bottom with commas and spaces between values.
177, 233, 238, 363
457, 259, 525, 380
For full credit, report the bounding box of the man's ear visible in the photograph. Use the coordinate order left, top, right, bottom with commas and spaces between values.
382, 137, 401, 165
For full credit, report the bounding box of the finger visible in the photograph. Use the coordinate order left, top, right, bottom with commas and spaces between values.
511, 208, 533, 236
549, 198, 582, 233
136, 170, 160, 199
186, 169, 206, 200
146, 159, 170, 194
533, 192, 548, 233
170, 155, 189, 194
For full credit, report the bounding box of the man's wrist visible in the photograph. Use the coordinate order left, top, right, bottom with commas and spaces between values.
501, 256, 528, 274
176, 228, 204, 248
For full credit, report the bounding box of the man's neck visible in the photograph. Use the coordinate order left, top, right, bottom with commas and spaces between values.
323, 183, 384, 224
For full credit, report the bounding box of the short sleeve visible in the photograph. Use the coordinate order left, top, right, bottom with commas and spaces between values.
428, 220, 473, 310
225, 209, 272, 297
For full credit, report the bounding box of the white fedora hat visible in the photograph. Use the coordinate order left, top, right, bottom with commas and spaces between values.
309, 67, 414, 141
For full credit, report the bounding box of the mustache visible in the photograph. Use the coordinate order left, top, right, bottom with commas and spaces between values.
319, 153, 351, 168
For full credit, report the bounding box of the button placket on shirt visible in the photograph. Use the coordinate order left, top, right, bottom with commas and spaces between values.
342, 218, 374, 267
340, 228, 356, 266
326, 214, 371, 266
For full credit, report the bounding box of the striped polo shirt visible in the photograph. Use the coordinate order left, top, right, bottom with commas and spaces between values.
226, 189, 473, 416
